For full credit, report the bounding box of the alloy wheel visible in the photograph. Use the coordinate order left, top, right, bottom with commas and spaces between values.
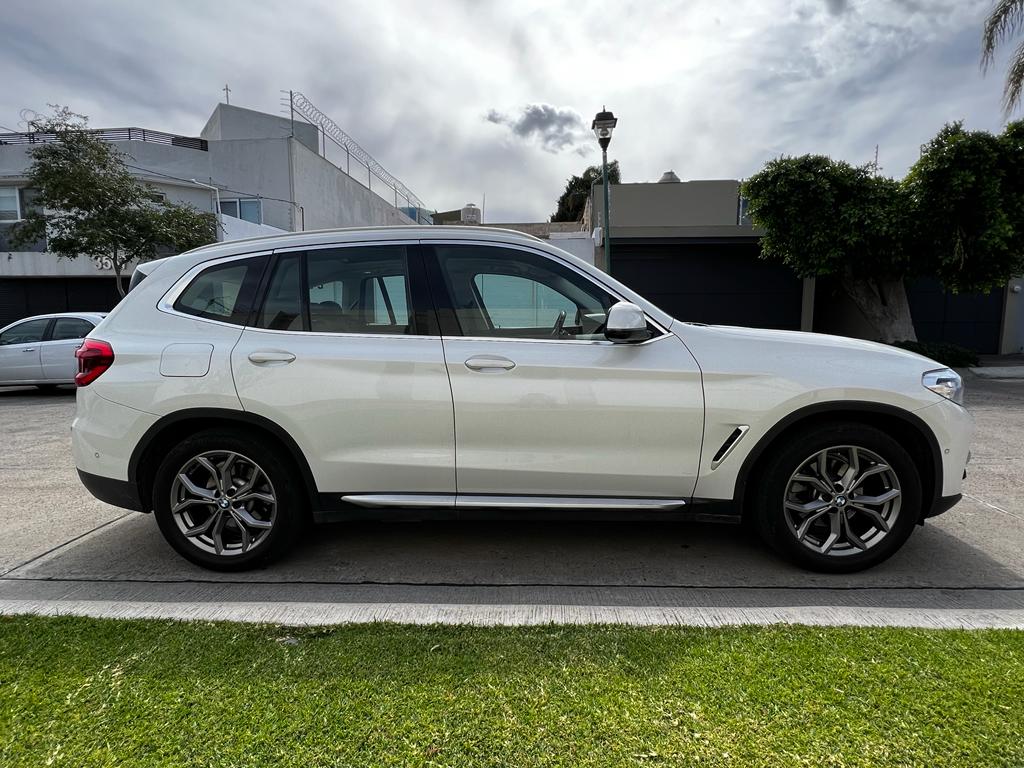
169, 450, 277, 557
783, 445, 901, 557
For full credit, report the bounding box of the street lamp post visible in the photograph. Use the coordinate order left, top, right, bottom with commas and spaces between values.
592, 107, 617, 273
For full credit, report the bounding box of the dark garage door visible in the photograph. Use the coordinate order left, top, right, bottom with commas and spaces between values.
611, 240, 803, 329
0, 278, 122, 327
907, 278, 1004, 354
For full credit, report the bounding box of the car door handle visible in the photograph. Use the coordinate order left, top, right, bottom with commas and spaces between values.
464, 355, 516, 372
248, 350, 296, 365
22, 348, 36, 352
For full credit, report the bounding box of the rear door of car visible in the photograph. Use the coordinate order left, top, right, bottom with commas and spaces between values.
0, 317, 51, 384
40, 316, 97, 381
230, 242, 456, 500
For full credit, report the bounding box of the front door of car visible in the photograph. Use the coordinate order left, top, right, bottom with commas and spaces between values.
0, 317, 51, 384
231, 244, 455, 499
41, 316, 96, 381
424, 242, 704, 500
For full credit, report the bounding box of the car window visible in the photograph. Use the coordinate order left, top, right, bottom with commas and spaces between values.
252, 247, 414, 335
432, 245, 619, 340
0, 318, 50, 346
255, 253, 303, 331
50, 317, 94, 341
173, 256, 266, 325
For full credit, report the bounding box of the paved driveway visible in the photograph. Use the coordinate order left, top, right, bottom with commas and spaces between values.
1, 379, 1023, 627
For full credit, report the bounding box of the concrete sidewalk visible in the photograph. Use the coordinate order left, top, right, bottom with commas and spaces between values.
972, 353, 1024, 379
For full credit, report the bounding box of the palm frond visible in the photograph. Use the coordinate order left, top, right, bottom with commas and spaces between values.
982, 0, 1024, 70
1002, 36, 1024, 112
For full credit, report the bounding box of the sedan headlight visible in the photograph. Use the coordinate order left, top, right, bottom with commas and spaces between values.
922, 368, 964, 404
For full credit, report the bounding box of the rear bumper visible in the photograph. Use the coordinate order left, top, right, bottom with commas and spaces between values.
77, 470, 145, 512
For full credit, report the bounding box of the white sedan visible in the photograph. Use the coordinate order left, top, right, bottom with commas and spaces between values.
70, 227, 973, 573
0, 312, 106, 389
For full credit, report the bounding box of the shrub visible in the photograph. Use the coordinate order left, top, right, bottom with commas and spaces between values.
891, 340, 979, 368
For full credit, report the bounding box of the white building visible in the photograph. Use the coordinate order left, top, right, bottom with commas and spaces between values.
0, 101, 429, 324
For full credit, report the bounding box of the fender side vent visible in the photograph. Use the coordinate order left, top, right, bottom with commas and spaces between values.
710, 425, 749, 470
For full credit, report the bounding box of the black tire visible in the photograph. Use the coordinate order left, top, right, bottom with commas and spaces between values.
152, 429, 302, 571
752, 421, 922, 573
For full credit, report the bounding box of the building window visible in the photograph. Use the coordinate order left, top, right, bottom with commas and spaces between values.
0, 187, 21, 221
220, 198, 262, 225
147, 191, 167, 204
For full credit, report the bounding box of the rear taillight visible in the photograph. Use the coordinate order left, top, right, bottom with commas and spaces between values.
75, 339, 115, 386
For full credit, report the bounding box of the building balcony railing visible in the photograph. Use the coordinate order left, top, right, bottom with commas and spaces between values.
0, 128, 208, 151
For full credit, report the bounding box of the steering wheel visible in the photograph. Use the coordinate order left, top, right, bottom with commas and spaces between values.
551, 309, 567, 338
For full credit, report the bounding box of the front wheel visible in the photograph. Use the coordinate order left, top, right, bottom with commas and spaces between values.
753, 422, 922, 573
152, 430, 302, 571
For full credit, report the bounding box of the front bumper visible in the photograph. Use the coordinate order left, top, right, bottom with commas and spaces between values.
924, 493, 962, 519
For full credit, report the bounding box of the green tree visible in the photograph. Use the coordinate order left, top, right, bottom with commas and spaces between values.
982, 0, 1024, 114
551, 161, 620, 222
742, 122, 1024, 343
742, 155, 917, 341
905, 121, 1024, 294
12, 107, 216, 296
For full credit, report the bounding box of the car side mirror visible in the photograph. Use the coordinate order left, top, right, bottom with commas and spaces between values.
604, 301, 652, 343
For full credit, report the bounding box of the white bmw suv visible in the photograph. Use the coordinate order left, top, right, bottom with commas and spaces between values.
72, 226, 973, 572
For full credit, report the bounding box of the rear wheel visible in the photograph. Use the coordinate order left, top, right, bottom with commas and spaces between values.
152, 430, 302, 571
753, 422, 922, 573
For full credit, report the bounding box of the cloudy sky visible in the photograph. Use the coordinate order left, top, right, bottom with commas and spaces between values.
0, 0, 1015, 221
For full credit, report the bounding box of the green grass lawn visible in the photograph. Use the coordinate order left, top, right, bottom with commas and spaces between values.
0, 616, 1022, 767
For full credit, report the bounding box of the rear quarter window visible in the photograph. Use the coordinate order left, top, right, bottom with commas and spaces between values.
173, 256, 266, 325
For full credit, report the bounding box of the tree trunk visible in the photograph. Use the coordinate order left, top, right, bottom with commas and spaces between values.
842, 274, 917, 343
113, 258, 126, 298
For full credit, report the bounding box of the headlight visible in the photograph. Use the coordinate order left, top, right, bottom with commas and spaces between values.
922, 368, 964, 404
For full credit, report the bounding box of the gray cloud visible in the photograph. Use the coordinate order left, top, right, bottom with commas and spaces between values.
486, 104, 588, 153
825, 0, 849, 15
0, 0, 1007, 222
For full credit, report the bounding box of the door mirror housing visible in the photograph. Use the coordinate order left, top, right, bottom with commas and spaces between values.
604, 301, 652, 343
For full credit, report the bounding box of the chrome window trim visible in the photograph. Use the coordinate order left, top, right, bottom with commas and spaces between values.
422, 238, 671, 344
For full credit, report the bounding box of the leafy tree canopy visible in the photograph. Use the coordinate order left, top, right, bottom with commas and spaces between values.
740, 121, 1024, 342
551, 161, 620, 222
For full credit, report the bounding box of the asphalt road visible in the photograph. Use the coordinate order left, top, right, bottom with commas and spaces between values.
1, 377, 1023, 627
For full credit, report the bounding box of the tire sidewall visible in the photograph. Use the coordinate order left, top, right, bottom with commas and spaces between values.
152, 429, 299, 571
754, 422, 923, 573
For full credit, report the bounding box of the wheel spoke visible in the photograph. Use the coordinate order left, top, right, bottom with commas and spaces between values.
817, 450, 830, 483
850, 503, 891, 532
792, 473, 833, 495
211, 511, 227, 555
183, 512, 217, 538
177, 473, 216, 500
840, 511, 868, 550
229, 510, 253, 552
172, 497, 215, 514
231, 506, 274, 530
839, 446, 860, 489
195, 456, 223, 492
218, 453, 238, 492
795, 506, 832, 541
848, 463, 890, 492
234, 491, 275, 505
786, 498, 832, 515
818, 511, 842, 554
850, 488, 901, 506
